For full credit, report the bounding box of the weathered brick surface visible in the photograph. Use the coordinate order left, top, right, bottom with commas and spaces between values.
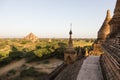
54, 58, 85, 80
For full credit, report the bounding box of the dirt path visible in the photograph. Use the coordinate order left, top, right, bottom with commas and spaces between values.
77, 56, 103, 80
0, 59, 26, 76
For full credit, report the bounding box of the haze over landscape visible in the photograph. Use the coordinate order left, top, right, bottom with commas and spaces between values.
0, 0, 119, 80
0, 0, 116, 38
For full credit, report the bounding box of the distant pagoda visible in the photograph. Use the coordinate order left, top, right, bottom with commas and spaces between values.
64, 25, 77, 64
24, 32, 38, 42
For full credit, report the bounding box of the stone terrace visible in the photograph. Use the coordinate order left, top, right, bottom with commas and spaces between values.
77, 56, 103, 80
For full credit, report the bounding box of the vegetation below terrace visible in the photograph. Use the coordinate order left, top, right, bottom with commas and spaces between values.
0, 38, 94, 67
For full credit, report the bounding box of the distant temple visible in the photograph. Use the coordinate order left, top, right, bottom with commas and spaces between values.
64, 28, 77, 64
100, 0, 120, 80
89, 10, 111, 55
24, 32, 38, 42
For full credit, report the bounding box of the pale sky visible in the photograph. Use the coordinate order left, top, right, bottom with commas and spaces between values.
0, 0, 116, 38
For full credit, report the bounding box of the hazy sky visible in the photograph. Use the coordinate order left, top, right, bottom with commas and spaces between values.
0, 0, 116, 38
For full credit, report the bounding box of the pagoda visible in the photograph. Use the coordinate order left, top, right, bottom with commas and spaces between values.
64, 27, 77, 64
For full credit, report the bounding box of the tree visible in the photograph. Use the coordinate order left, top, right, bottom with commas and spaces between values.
34, 48, 50, 58
36, 45, 41, 49
11, 46, 18, 52
25, 51, 39, 62
9, 51, 25, 60
75, 46, 81, 53
0, 54, 3, 59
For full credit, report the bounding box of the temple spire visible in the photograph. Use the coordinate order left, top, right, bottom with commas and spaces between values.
64, 23, 77, 64
110, 0, 120, 21
70, 23, 72, 30
68, 23, 73, 47
114, 0, 120, 15
106, 10, 111, 20
98, 10, 111, 40
109, 0, 120, 38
